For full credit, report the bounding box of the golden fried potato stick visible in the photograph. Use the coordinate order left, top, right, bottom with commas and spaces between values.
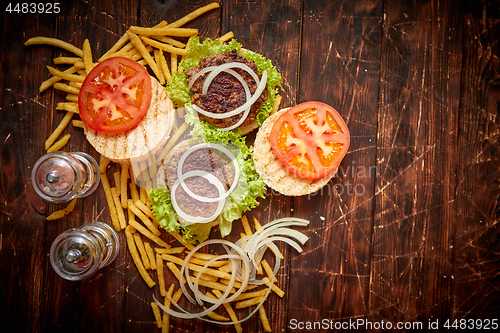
128, 219, 170, 248
212, 289, 243, 333
120, 163, 129, 209
125, 225, 156, 288
161, 284, 175, 333
53, 56, 82, 65
235, 296, 266, 309
110, 187, 127, 230
46, 198, 78, 220
53, 82, 80, 95
25, 36, 84, 57
46, 134, 71, 153
259, 304, 272, 332
100, 173, 121, 231
39, 66, 78, 92
166, 3, 220, 28
113, 170, 122, 194
142, 37, 187, 56
129, 26, 198, 37
98, 32, 129, 62
82, 39, 94, 74
151, 302, 162, 328
134, 233, 151, 270
144, 242, 157, 270
65, 94, 79, 102
157, 253, 166, 297
71, 120, 84, 128
99, 155, 111, 174
156, 49, 172, 83
47, 66, 85, 83
219, 31, 234, 43
151, 36, 186, 48
127, 31, 164, 85
56, 102, 79, 113
45, 111, 73, 150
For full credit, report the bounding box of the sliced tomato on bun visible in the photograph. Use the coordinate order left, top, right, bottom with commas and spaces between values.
78, 56, 151, 133
254, 101, 350, 196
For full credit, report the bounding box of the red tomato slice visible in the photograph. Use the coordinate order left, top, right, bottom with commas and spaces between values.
78, 57, 151, 133
270, 102, 350, 180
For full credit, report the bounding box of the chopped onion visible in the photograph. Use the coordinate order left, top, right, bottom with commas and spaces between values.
153, 217, 310, 326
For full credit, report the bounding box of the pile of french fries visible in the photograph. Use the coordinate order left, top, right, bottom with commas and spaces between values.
25, 2, 231, 157
27, 2, 284, 332
100, 155, 277, 332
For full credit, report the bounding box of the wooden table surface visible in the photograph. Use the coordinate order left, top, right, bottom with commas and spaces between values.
1, 0, 500, 332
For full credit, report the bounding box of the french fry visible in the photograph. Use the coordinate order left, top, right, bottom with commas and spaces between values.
153, 50, 165, 84
253, 217, 262, 230
157, 49, 171, 83
129, 26, 198, 37
157, 253, 166, 297
134, 233, 151, 270
162, 254, 231, 280
151, 302, 162, 328
25, 36, 84, 57
56, 102, 79, 113
261, 259, 277, 282
127, 31, 164, 85
113, 170, 121, 195
212, 289, 242, 333
241, 215, 252, 236
235, 296, 266, 309
161, 284, 175, 333
219, 279, 258, 291
189, 257, 228, 268
45, 111, 73, 150
99, 155, 111, 173
99, 32, 129, 62
166, 3, 220, 28
155, 247, 184, 255
82, 39, 93, 74
128, 219, 170, 248
110, 187, 127, 230
47, 66, 85, 83
271, 94, 282, 115
189, 276, 235, 293
170, 231, 195, 251
158, 122, 189, 161
259, 303, 272, 332
125, 226, 156, 288
39, 66, 78, 92
166, 262, 185, 284
71, 120, 84, 128
219, 31, 234, 43
151, 36, 186, 48
144, 242, 157, 270
53, 82, 80, 95
45, 198, 78, 220
53, 56, 82, 64
139, 187, 148, 205
233, 289, 268, 302
203, 292, 231, 321
120, 163, 129, 209
142, 37, 187, 56
65, 94, 79, 102
128, 200, 160, 236
129, 176, 140, 202
262, 277, 284, 297
47, 134, 71, 153
134, 199, 154, 219
100, 173, 121, 231
170, 53, 178, 74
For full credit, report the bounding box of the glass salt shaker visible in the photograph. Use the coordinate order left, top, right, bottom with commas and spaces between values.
49, 222, 120, 281
31, 151, 100, 203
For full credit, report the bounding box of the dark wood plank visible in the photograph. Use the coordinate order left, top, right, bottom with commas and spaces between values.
288, 0, 383, 325
0, 10, 56, 333
452, 0, 500, 322
35, 2, 139, 333
370, 0, 463, 326
221, 1, 301, 332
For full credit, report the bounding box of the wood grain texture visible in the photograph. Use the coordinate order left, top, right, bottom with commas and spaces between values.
1, 1, 500, 332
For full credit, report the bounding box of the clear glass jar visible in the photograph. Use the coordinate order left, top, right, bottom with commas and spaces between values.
31, 151, 99, 203
49, 222, 119, 281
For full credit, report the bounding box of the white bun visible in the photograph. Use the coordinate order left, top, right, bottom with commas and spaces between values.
253, 108, 335, 196
84, 76, 175, 164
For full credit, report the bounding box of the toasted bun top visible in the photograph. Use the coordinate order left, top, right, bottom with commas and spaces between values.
84, 76, 175, 164
253, 108, 335, 196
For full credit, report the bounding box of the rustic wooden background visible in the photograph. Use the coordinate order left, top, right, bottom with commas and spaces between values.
1, 0, 499, 332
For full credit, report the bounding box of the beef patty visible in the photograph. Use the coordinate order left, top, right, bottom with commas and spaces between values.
185, 50, 268, 129
164, 142, 234, 220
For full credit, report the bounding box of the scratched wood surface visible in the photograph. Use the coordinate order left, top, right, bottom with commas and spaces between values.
1, 1, 499, 332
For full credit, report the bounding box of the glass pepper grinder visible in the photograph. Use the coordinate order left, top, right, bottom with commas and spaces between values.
50, 222, 119, 281
31, 151, 100, 203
